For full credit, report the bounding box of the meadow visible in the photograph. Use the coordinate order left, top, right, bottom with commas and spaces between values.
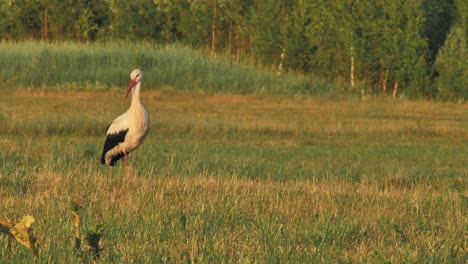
0, 42, 467, 262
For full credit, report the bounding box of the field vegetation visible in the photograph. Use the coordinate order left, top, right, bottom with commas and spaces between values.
0, 0, 466, 261
1, 87, 466, 262
0, 41, 335, 97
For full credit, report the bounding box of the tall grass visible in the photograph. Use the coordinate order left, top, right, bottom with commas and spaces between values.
0, 41, 337, 96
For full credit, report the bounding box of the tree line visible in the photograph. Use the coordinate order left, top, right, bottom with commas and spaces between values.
0, 0, 466, 100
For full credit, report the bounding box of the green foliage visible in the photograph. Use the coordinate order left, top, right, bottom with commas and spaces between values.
249, 0, 287, 66
70, 199, 105, 260
434, 25, 468, 101
422, 0, 455, 61
393, 0, 432, 97
285, 0, 314, 72
83, 224, 105, 259
433, 0, 467, 101
111, 0, 163, 41
1, 0, 465, 99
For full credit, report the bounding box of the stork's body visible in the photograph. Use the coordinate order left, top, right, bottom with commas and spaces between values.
101, 69, 149, 173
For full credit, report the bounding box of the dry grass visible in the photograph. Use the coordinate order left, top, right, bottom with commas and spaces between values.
1, 169, 465, 262
5, 89, 465, 140
0, 89, 466, 262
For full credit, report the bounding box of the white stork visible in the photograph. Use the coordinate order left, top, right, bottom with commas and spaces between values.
100, 69, 150, 174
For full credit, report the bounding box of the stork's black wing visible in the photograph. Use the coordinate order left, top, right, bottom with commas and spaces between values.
100, 128, 129, 166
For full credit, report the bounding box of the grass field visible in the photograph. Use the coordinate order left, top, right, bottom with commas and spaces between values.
0, 88, 466, 262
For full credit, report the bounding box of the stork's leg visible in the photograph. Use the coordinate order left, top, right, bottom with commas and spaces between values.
124, 151, 129, 175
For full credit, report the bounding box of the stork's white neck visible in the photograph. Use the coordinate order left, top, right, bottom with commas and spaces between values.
130, 81, 142, 107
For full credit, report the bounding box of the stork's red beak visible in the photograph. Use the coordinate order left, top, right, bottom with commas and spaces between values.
125, 79, 137, 99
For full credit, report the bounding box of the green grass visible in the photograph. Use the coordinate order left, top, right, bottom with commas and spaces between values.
0, 89, 466, 262
0, 41, 337, 96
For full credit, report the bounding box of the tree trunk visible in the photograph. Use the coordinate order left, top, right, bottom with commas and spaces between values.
43, 8, 48, 39
277, 48, 286, 76
383, 69, 389, 92
392, 81, 398, 99
380, 68, 389, 92
228, 22, 233, 61
350, 46, 355, 89
211, 0, 217, 56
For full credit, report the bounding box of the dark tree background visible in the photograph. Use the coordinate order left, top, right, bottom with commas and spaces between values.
0, 0, 465, 100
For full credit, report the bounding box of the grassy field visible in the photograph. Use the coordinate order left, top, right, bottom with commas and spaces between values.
0, 88, 466, 262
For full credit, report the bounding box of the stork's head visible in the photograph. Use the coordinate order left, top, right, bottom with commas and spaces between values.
125, 69, 143, 98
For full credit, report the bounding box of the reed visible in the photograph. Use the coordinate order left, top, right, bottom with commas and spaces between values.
0, 41, 336, 96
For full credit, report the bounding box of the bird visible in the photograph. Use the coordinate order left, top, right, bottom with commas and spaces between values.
100, 69, 150, 174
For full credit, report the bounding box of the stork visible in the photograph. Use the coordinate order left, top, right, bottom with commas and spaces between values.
100, 69, 150, 174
